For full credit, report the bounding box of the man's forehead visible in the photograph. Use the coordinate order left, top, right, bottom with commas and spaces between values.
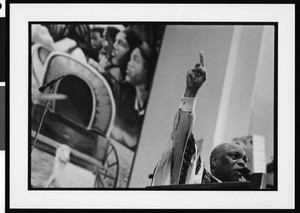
224, 143, 246, 155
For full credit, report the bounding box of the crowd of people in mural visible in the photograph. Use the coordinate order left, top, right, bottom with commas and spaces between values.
87, 26, 156, 150
31, 24, 164, 151
30, 23, 165, 188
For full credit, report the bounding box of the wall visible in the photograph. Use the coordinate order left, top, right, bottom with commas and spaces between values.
248, 26, 274, 164
130, 25, 274, 187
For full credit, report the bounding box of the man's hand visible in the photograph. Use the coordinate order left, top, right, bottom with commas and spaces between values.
184, 51, 206, 98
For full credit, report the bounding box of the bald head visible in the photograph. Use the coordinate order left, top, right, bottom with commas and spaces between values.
210, 143, 248, 182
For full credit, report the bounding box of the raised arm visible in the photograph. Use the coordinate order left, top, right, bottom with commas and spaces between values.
170, 51, 206, 185
152, 52, 206, 186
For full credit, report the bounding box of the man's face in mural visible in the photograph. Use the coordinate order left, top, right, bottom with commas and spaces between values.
90, 31, 103, 51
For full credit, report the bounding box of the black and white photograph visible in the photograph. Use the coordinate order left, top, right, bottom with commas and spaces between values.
8, 3, 294, 210
30, 23, 276, 190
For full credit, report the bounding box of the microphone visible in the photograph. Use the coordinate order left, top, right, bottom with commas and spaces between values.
39, 75, 65, 92
239, 167, 254, 181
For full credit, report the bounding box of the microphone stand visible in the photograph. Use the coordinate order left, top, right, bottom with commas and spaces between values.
31, 84, 55, 154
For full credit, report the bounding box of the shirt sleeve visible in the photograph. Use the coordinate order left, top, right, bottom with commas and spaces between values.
170, 96, 196, 184
152, 96, 196, 186
179, 96, 197, 112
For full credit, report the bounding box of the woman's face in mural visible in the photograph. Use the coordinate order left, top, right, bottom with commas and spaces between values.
126, 47, 147, 86
111, 32, 131, 67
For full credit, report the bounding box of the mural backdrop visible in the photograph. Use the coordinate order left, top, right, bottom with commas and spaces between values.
30, 23, 165, 188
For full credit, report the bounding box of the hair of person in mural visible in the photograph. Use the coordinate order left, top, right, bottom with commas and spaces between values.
125, 42, 154, 115
111, 28, 142, 80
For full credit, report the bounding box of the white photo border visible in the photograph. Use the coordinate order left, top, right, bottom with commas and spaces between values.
9, 3, 295, 209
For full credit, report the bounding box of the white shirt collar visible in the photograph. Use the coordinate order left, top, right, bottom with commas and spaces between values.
134, 97, 145, 116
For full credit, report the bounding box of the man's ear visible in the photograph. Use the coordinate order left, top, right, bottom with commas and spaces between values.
210, 156, 217, 167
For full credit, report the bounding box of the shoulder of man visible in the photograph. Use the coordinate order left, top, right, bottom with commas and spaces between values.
202, 168, 219, 184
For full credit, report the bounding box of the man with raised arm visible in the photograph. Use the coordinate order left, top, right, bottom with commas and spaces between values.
152, 52, 249, 185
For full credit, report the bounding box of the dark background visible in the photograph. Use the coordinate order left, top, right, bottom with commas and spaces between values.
0, 18, 5, 82
0, 87, 4, 150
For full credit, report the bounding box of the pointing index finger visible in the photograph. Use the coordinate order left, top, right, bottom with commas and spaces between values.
199, 51, 205, 68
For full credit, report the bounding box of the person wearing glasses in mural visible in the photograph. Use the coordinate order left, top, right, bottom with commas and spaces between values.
152, 52, 249, 186
111, 41, 154, 150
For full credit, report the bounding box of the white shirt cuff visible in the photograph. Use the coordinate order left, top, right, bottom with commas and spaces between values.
179, 96, 197, 112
